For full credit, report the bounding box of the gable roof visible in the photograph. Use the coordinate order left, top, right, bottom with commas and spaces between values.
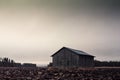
51, 47, 94, 57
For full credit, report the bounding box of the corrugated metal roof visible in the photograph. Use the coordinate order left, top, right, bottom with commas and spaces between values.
65, 47, 94, 57
51, 47, 94, 57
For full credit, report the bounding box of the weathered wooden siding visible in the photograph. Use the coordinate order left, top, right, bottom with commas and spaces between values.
79, 55, 94, 67
53, 48, 80, 67
52, 48, 94, 68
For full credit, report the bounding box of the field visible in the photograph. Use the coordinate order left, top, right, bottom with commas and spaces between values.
0, 67, 120, 80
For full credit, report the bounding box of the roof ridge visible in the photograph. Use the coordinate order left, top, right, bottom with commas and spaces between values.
64, 47, 94, 57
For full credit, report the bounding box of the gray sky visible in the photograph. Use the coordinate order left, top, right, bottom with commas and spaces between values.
0, 0, 120, 65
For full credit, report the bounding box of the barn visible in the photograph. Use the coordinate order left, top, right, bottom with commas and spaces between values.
51, 47, 95, 68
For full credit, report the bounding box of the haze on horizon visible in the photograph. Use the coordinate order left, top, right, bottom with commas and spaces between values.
0, 0, 120, 65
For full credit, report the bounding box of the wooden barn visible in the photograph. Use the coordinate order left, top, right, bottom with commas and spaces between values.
51, 47, 94, 68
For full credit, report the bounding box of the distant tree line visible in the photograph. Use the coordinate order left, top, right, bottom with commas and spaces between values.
94, 60, 120, 67
0, 57, 15, 67
0, 57, 36, 67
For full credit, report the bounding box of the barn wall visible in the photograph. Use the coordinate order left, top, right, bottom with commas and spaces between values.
52, 48, 94, 68
52, 48, 80, 67
79, 56, 94, 67
64, 49, 80, 67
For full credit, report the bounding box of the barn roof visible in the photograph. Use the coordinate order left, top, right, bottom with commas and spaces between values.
51, 47, 94, 57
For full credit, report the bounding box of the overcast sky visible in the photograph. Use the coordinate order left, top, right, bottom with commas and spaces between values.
0, 0, 120, 65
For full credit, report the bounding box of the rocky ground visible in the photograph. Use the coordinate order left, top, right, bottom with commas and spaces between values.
0, 67, 120, 80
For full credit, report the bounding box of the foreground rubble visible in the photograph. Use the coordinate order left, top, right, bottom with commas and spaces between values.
0, 67, 119, 80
